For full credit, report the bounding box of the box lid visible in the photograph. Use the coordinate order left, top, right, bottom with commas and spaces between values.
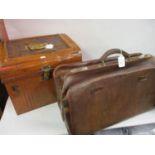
0, 34, 81, 67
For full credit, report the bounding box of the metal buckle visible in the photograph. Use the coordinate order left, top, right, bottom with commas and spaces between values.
41, 65, 52, 80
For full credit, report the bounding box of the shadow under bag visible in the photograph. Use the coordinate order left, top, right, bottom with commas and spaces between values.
53, 49, 155, 134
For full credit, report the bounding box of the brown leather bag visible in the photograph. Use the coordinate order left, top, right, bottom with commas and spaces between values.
53, 49, 155, 134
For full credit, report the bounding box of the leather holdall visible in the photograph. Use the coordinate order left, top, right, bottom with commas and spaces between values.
53, 49, 155, 134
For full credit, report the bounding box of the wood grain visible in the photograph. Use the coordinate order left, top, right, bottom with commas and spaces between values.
0, 34, 82, 114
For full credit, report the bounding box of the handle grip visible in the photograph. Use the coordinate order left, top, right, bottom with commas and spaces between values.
100, 49, 130, 61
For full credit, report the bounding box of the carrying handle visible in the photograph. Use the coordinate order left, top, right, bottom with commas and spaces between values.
25, 43, 54, 51
100, 48, 130, 62
25, 43, 47, 51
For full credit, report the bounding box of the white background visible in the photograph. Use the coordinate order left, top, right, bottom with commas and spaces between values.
4, 19, 155, 60
0, 19, 155, 135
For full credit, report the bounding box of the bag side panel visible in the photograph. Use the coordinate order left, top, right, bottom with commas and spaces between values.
66, 68, 155, 134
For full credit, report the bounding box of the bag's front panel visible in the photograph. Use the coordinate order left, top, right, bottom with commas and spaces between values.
68, 68, 155, 134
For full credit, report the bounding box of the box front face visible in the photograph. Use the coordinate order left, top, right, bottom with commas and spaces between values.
3, 51, 82, 114
5, 75, 57, 114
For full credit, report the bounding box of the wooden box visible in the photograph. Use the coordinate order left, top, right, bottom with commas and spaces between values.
0, 34, 82, 114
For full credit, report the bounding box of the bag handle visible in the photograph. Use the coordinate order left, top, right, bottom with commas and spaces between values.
100, 48, 130, 62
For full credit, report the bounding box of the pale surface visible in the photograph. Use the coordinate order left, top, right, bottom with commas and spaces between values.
4, 19, 155, 60
0, 98, 68, 135
0, 98, 155, 134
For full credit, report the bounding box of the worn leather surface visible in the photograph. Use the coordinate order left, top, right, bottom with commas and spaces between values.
54, 49, 155, 134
